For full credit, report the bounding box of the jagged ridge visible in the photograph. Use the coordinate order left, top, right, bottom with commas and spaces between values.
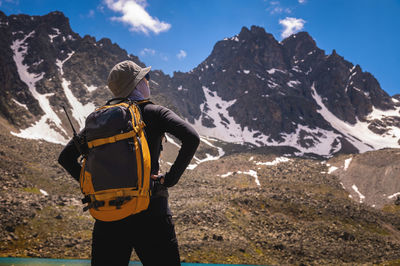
1, 12, 399, 156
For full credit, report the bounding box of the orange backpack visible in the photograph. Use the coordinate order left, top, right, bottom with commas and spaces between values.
80, 100, 151, 221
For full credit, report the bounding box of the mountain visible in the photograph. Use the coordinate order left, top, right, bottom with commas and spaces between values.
0, 10, 172, 144
160, 26, 400, 157
1, 11, 400, 157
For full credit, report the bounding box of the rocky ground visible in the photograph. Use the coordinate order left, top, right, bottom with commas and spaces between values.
0, 122, 400, 265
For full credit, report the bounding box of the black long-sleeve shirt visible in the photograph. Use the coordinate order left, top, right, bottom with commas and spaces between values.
58, 101, 200, 215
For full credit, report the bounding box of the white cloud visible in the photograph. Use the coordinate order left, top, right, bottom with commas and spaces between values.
298, 0, 306, 3
177, 50, 187, 60
160, 54, 169, 61
279, 17, 306, 38
87, 10, 95, 18
104, 0, 171, 35
140, 48, 156, 56
267, 1, 291, 14
97, 4, 105, 13
270, 6, 291, 14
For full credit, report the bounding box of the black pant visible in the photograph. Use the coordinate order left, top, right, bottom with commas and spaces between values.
91, 211, 180, 266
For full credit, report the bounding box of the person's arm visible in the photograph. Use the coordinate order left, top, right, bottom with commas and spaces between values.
158, 106, 200, 187
58, 138, 82, 182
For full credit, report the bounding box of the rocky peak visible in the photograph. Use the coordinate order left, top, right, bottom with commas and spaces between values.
205, 25, 285, 75
281, 31, 321, 67
0, 10, 6, 19
250, 25, 267, 35
237, 25, 279, 45
82, 34, 96, 44
42, 11, 69, 25
282, 31, 316, 48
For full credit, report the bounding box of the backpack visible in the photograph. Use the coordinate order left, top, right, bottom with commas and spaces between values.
79, 99, 151, 222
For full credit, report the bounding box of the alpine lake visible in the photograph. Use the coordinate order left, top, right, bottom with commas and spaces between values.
0, 257, 263, 266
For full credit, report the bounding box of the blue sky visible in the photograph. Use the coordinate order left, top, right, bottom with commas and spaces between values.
1, 0, 399, 95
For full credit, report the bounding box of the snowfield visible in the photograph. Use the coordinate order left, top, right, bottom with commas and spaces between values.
311, 83, 400, 152
11, 32, 95, 145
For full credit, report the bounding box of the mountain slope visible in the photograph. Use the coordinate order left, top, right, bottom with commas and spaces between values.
0, 124, 399, 264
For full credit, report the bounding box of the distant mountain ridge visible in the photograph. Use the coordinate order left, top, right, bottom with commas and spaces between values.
1, 11, 400, 156
153, 25, 400, 156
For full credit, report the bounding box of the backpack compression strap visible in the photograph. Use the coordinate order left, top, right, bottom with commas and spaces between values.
82, 188, 148, 211
87, 123, 145, 148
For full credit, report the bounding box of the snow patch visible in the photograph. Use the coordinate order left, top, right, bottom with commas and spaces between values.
10, 31, 67, 144
187, 136, 225, 170
190, 86, 343, 156
352, 184, 365, 203
287, 80, 301, 88
220, 172, 233, 178
255, 157, 290, 166
267, 80, 279, 89
328, 166, 338, 174
311, 83, 400, 152
40, 189, 49, 196
219, 170, 261, 186
344, 157, 352, 171
226, 36, 239, 42
57, 52, 95, 130
12, 99, 28, 110
237, 170, 260, 186
165, 134, 181, 148
292, 66, 302, 73
266, 68, 286, 75
61, 79, 95, 129
49, 28, 60, 43
388, 192, 400, 199
85, 84, 98, 92
266, 124, 342, 157
150, 80, 159, 86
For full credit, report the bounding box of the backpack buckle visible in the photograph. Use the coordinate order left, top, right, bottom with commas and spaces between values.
109, 196, 132, 209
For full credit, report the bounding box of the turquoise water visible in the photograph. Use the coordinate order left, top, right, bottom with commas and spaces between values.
0, 257, 262, 266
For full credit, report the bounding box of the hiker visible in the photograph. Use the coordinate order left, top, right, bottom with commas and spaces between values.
58, 60, 200, 266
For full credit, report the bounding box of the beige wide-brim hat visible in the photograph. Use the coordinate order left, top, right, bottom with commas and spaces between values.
107, 60, 151, 98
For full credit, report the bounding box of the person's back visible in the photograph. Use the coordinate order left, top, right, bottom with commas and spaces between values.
58, 60, 199, 266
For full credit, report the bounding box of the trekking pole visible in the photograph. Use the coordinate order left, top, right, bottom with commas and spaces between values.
62, 105, 77, 136
62, 106, 87, 156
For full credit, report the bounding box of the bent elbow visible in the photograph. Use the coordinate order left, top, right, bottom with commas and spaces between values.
58, 151, 67, 169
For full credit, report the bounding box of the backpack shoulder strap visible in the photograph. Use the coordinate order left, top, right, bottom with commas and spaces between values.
105, 97, 128, 106
135, 99, 153, 106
